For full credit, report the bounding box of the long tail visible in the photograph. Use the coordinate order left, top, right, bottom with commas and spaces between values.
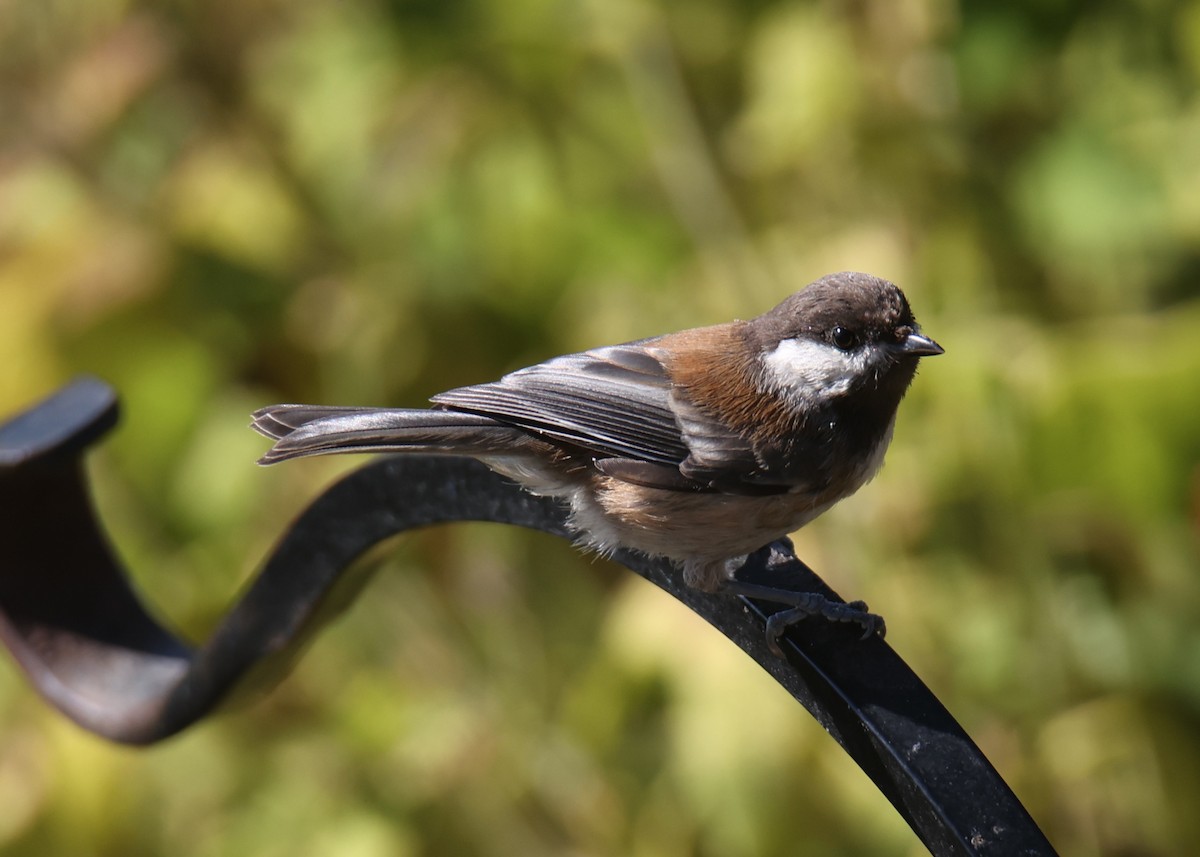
251, 404, 530, 465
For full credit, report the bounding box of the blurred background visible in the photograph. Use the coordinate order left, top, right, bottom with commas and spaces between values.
1, 0, 1199, 854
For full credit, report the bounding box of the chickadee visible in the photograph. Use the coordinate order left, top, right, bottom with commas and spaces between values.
254, 272, 942, 642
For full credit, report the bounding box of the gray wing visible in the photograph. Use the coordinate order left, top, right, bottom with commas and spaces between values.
430, 342, 691, 467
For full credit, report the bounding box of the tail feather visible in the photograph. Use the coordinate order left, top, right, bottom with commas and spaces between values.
252, 404, 381, 440
252, 404, 530, 465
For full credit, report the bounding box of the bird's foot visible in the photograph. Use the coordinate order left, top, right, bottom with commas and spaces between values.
721, 577, 886, 657
763, 599, 886, 657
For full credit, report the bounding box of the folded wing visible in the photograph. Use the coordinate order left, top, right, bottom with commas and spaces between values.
432, 342, 691, 467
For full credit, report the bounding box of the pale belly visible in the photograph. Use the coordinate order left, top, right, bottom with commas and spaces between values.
482, 445, 882, 593
570, 478, 837, 574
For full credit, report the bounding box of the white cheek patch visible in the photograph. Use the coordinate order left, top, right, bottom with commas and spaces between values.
762, 337, 870, 402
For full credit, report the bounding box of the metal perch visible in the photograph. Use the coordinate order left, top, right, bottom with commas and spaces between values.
0, 378, 1056, 856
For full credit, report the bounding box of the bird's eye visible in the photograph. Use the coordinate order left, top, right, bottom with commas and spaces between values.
831, 326, 858, 350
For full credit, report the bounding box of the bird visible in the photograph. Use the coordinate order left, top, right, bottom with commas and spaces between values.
253, 271, 942, 644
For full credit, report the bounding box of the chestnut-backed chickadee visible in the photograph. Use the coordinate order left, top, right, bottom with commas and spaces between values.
254, 272, 942, 641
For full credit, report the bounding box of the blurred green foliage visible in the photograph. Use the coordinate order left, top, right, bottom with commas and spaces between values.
1, 0, 1199, 854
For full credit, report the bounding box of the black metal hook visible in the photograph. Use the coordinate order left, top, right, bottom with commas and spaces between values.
0, 378, 1056, 856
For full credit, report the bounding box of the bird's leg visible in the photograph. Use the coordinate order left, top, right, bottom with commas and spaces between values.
716, 548, 885, 657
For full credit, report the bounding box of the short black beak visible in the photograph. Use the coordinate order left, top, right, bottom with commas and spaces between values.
896, 332, 944, 357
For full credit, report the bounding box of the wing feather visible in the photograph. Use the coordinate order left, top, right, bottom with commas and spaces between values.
431, 342, 690, 465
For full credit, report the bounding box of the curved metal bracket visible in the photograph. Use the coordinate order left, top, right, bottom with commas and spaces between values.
0, 378, 1056, 856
